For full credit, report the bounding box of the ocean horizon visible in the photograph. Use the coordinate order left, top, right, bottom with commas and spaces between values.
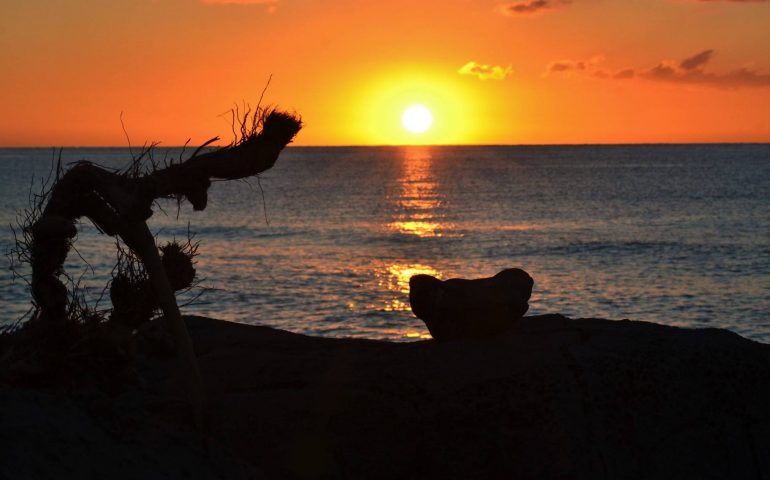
2, 144, 769, 342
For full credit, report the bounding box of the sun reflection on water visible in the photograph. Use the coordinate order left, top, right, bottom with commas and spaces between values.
388, 146, 452, 238
375, 262, 441, 313
380, 147, 447, 338
387, 263, 442, 294
390, 220, 443, 237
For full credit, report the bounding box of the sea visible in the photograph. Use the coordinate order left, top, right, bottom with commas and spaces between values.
1, 145, 769, 342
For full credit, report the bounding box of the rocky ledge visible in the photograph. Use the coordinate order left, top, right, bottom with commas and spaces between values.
2, 315, 770, 479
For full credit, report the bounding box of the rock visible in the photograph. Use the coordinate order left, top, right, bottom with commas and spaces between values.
3, 315, 770, 479
409, 268, 534, 341
0, 385, 258, 480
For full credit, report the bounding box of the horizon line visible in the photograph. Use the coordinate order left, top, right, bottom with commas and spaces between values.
2, 141, 769, 149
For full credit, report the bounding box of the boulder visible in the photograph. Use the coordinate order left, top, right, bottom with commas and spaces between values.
409, 268, 533, 341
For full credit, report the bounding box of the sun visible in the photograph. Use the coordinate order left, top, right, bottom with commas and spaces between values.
350, 68, 479, 144
401, 105, 433, 134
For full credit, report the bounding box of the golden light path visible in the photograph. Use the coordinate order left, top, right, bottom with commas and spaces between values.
377, 263, 439, 339
374, 147, 446, 340
388, 146, 448, 237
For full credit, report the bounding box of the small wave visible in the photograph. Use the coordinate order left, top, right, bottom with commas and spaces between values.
182, 225, 304, 239
535, 240, 757, 258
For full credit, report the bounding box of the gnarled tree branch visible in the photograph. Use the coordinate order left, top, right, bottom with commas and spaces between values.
28, 109, 302, 426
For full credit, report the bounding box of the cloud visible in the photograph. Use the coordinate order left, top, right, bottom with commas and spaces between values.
458, 61, 513, 81
613, 68, 635, 79
546, 59, 589, 73
546, 50, 770, 88
640, 50, 770, 87
544, 56, 604, 76
500, 0, 765, 17
200, 0, 276, 4
680, 49, 714, 70
641, 60, 770, 87
499, 0, 572, 16
200, 0, 278, 12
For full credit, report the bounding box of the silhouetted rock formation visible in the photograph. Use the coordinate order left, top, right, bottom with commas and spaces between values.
409, 268, 533, 341
3, 315, 769, 479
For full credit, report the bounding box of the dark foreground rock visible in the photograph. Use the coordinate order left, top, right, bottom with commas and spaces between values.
2, 315, 770, 479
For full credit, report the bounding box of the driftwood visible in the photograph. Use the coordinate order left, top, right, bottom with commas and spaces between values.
27, 109, 302, 424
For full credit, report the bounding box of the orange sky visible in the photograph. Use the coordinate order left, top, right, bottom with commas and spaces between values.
1, 0, 769, 146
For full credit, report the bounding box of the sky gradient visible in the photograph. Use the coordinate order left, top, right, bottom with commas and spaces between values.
1, 0, 769, 146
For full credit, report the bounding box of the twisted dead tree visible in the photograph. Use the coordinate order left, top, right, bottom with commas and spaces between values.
25, 109, 302, 424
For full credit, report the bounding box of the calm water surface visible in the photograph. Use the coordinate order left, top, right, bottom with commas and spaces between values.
1, 145, 769, 341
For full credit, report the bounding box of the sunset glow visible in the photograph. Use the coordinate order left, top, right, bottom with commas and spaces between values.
348, 68, 480, 145
0, 1, 768, 146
